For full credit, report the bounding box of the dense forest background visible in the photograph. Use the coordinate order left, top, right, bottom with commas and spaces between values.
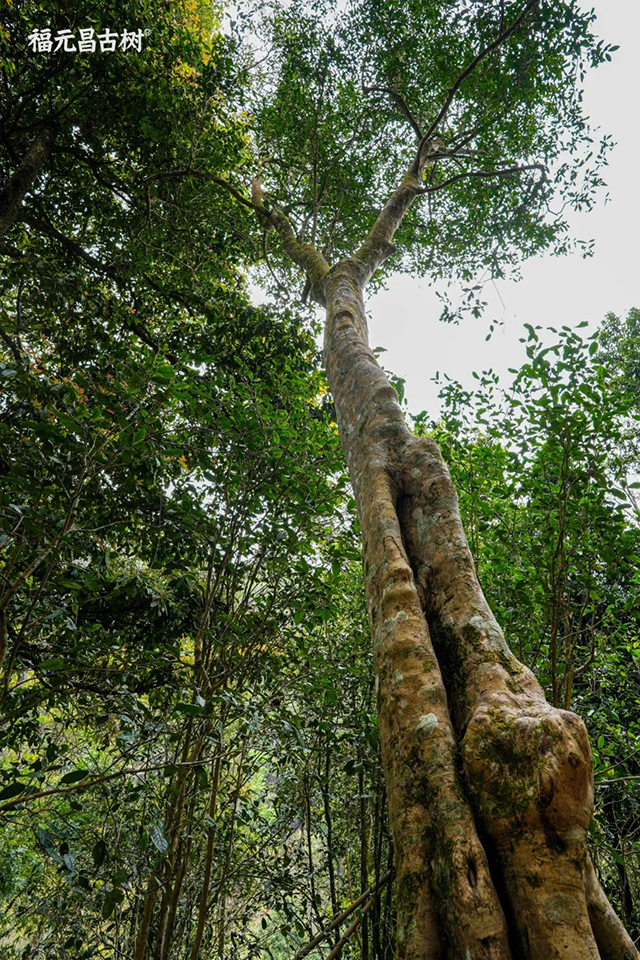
0, 1, 639, 958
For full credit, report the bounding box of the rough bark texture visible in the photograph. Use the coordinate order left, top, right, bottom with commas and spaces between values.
245, 123, 639, 958
0, 122, 58, 238
321, 253, 639, 958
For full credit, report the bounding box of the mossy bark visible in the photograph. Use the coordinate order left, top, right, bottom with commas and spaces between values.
256, 136, 637, 960
322, 259, 638, 960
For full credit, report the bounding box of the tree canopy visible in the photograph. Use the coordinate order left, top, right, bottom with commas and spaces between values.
0, 2, 638, 959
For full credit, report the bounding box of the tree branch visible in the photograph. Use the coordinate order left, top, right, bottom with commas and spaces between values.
0, 121, 58, 238
143, 167, 331, 304
349, 140, 445, 284
20, 212, 181, 359
363, 85, 423, 139
324, 899, 373, 960
293, 871, 392, 960
0, 756, 221, 814
142, 168, 262, 215
22, 211, 121, 278
415, 0, 540, 168
251, 177, 330, 306
0, 323, 22, 366
419, 162, 547, 194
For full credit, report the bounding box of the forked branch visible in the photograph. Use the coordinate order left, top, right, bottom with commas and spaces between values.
362, 84, 423, 139
414, 0, 540, 170
420, 161, 547, 194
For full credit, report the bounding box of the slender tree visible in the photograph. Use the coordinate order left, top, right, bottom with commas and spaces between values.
210, 1, 636, 956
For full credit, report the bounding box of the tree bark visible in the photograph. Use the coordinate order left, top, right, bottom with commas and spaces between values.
321, 258, 639, 959
249, 116, 638, 960
0, 122, 58, 238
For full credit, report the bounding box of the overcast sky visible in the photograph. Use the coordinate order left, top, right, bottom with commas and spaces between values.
367, 0, 640, 417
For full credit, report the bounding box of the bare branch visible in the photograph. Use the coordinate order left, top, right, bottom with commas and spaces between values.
293, 872, 392, 960
419, 161, 547, 195
324, 899, 374, 960
363, 84, 423, 139
414, 0, 540, 169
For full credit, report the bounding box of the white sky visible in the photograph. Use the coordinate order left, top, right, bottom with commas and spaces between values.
367, 0, 640, 417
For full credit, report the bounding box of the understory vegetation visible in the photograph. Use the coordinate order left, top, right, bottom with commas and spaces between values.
1, 1, 638, 958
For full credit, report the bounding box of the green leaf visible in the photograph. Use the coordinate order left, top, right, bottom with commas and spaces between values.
174, 701, 204, 716
92, 839, 108, 868
61, 770, 90, 785
39, 656, 66, 671
149, 822, 169, 855
0, 782, 27, 801
194, 766, 209, 789
102, 887, 125, 920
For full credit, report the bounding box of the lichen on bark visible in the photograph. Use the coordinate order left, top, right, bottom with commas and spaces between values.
318, 252, 638, 958
248, 101, 639, 960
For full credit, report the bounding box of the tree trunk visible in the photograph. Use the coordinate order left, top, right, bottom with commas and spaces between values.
0, 121, 58, 238
322, 260, 639, 960
189, 742, 223, 960
322, 750, 340, 948
250, 120, 638, 960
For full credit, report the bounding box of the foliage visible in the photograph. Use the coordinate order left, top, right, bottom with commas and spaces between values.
1, 4, 377, 957
1, 1, 639, 958
245, 0, 614, 310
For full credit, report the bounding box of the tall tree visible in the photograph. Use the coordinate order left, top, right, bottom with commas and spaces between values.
206, 1, 635, 957
2, 1, 638, 958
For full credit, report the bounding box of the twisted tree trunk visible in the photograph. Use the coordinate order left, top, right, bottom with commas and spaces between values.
249, 121, 638, 958
322, 257, 638, 958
